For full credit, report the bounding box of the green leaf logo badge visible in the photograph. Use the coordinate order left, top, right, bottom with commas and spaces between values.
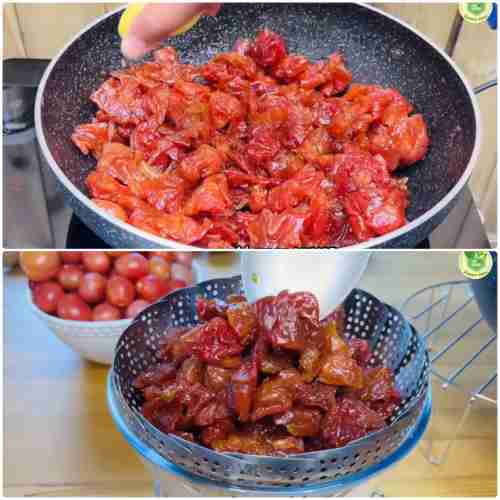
459, 251, 493, 279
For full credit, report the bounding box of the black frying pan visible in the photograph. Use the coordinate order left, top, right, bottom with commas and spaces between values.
34, 3, 481, 249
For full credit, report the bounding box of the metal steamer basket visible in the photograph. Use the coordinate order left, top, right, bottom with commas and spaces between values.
108, 277, 431, 494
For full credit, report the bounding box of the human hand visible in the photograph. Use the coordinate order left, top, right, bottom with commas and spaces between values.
121, 3, 221, 59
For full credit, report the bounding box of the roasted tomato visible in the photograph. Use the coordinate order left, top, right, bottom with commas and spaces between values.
74, 30, 427, 248
321, 397, 386, 448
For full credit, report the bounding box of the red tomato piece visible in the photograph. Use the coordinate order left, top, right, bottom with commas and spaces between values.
183, 174, 233, 216
250, 30, 287, 68
322, 398, 386, 448
181, 317, 244, 366
93, 200, 128, 222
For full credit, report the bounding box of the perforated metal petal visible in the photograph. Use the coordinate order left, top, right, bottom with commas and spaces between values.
111, 276, 429, 489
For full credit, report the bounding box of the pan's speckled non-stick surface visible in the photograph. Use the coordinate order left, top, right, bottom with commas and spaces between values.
36, 3, 478, 249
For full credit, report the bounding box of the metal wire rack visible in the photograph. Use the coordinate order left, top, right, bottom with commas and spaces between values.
401, 280, 497, 465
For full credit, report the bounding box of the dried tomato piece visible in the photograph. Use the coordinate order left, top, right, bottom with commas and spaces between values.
321, 319, 349, 354
267, 166, 324, 212
251, 30, 287, 68
91, 76, 147, 126
184, 174, 233, 216
176, 356, 204, 387
212, 428, 274, 455
261, 350, 295, 375
348, 338, 372, 367
204, 365, 234, 391
322, 398, 386, 448
193, 397, 231, 426
129, 211, 212, 244
296, 381, 337, 411
322, 54, 353, 95
144, 382, 178, 403
176, 382, 215, 422
209, 91, 244, 129
272, 54, 309, 81
178, 145, 224, 184
319, 353, 364, 388
201, 418, 235, 446
133, 362, 176, 389
344, 187, 407, 240
229, 359, 257, 422
247, 208, 309, 249
226, 301, 257, 346
246, 125, 281, 165
145, 400, 183, 433
72, 122, 123, 158
251, 369, 304, 421
252, 377, 294, 421
196, 297, 228, 320
285, 103, 314, 148
95, 143, 138, 186
214, 52, 258, 80
249, 185, 268, 213
93, 200, 128, 222
180, 317, 244, 365
359, 367, 400, 403
299, 346, 323, 382
256, 290, 319, 352
274, 406, 322, 437
158, 327, 191, 363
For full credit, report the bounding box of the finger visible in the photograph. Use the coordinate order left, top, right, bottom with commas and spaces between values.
121, 3, 221, 60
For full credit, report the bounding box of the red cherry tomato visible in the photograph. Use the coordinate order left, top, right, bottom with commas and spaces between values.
78, 272, 107, 304
136, 275, 169, 302
106, 276, 136, 307
92, 303, 122, 321
114, 252, 149, 280
60, 252, 82, 264
148, 256, 171, 280
171, 262, 194, 284
82, 251, 111, 274
126, 299, 151, 318
150, 251, 176, 262
174, 252, 193, 266
105, 251, 129, 258
32, 281, 64, 314
57, 293, 92, 321
20, 252, 61, 282
57, 265, 84, 291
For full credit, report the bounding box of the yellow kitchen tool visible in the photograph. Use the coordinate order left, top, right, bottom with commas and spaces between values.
118, 3, 201, 38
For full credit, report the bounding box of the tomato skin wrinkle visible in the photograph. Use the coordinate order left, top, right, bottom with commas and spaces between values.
74, 31, 429, 248
133, 290, 401, 456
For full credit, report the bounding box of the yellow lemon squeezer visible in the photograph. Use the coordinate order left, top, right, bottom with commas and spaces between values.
118, 3, 201, 38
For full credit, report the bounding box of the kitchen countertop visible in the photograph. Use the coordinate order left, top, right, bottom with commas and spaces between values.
4, 252, 497, 496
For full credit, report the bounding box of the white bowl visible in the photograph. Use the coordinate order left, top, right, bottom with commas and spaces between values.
28, 288, 132, 365
27, 257, 202, 365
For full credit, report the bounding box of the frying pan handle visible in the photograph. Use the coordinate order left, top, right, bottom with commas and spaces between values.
3, 58, 50, 88
474, 79, 497, 95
